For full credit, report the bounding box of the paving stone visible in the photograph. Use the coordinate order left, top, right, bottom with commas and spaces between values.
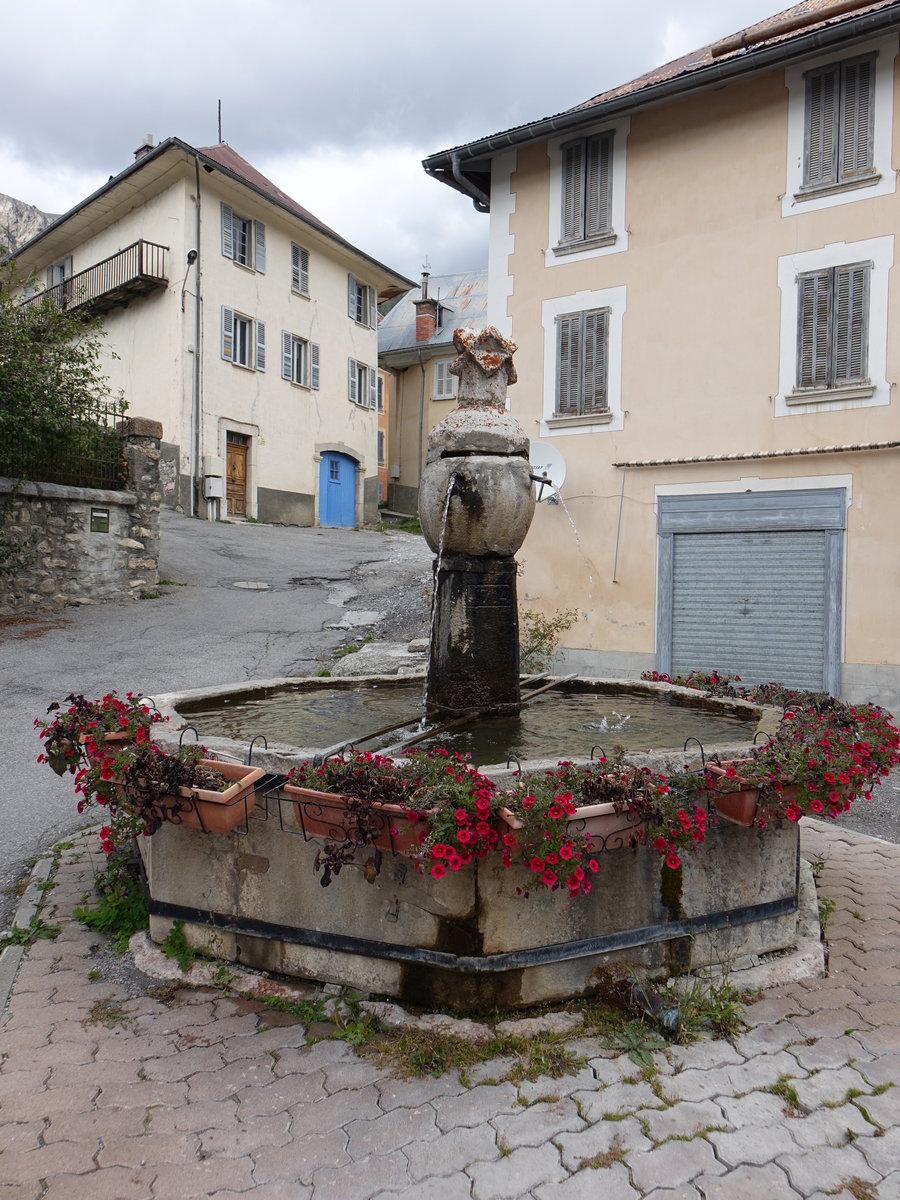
151, 1157, 255, 1196
492, 1097, 585, 1150
404, 1123, 500, 1181
251, 1128, 349, 1184
534, 1165, 639, 1199
786, 1035, 871, 1072
465, 1057, 519, 1086
209, 1187, 309, 1200
585, 1055, 636, 1085
555, 1116, 650, 1172
288, 1084, 382, 1136
0, 1139, 98, 1186
432, 1083, 520, 1131
377, 1070, 465, 1110
641, 1189, 701, 1200
149, 1099, 237, 1134
637, 1098, 727, 1143
141, 1045, 226, 1081
48, 1058, 142, 1090
852, 1125, 900, 1176
784, 1102, 876, 1147
371, 1176, 474, 1200
186, 1057, 276, 1102
776, 1145, 880, 1196
515, 1067, 597, 1103
311, 1149, 411, 1199
667, 1040, 745, 1071
267, 1038, 351, 1075
694, 1163, 802, 1198
629, 1138, 726, 1192
877, 1171, 900, 1200
792, 1065, 872, 1111
854, 1026, 900, 1056
199, 1114, 292, 1157
41, 1166, 156, 1199
346, 1104, 439, 1159
856, 1082, 900, 1127
467, 1142, 567, 1198
6, 1083, 99, 1123
656, 1066, 734, 1104
790, 1009, 874, 1040
739, 995, 812, 1025
239, 1072, 344, 1119
97, 1131, 199, 1167
708, 1122, 799, 1165
0, 1119, 44, 1154
572, 1080, 667, 1121
320, 1057, 391, 1094
94, 1080, 188, 1110
40, 1106, 147, 1144
727, 1050, 809, 1094
221, 1024, 307, 1062
730, 1022, 804, 1057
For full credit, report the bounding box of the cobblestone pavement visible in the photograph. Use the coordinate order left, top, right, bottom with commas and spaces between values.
1, 822, 899, 1200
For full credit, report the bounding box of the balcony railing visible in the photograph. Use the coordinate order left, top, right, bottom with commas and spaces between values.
23, 240, 168, 316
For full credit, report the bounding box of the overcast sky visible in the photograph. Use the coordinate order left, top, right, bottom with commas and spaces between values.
2, 0, 784, 279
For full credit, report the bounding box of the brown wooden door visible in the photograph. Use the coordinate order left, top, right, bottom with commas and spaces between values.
226, 442, 248, 517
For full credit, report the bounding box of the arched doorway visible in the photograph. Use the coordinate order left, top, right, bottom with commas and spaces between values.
319, 452, 357, 528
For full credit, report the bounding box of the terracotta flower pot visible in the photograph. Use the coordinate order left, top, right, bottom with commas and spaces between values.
706, 761, 760, 827
282, 784, 428, 853
498, 802, 644, 851
169, 760, 265, 833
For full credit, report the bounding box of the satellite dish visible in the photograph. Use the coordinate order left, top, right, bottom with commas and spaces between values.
529, 442, 567, 501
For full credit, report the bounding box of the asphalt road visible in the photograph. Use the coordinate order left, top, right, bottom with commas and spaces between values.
0, 509, 432, 927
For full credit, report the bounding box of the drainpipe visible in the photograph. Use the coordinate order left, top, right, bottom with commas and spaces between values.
451, 151, 490, 213
417, 349, 426, 492
190, 153, 203, 517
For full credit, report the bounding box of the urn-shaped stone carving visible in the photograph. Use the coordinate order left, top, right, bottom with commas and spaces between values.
418, 327, 535, 718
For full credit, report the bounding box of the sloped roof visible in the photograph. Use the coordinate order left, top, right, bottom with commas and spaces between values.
378, 270, 488, 361
424, 0, 900, 205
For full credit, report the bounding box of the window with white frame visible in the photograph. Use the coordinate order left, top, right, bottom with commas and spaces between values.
559, 132, 614, 248
348, 274, 376, 327
795, 262, 870, 391
377, 430, 385, 466
221, 202, 266, 272
291, 243, 310, 295
222, 306, 265, 371
555, 308, 609, 417
348, 358, 377, 408
802, 55, 875, 192
433, 359, 457, 400
281, 330, 320, 388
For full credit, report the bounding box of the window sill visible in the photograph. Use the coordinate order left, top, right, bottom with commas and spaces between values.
351, 319, 376, 330
432, 394, 457, 402
794, 172, 880, 202
552, 232, 617, 257
546, 410, 613, 429
229, 259, 257, 274
291, 289, 311, 300
350, 399, 374, 411
786, 382, 876, 405
289, 380, 311, 391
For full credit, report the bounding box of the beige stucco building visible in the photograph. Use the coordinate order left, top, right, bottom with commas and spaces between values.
425, 0, 900, 708
14, 138, 411, 527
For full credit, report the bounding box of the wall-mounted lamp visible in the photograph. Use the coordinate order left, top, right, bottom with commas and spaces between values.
181, 248, 199, 311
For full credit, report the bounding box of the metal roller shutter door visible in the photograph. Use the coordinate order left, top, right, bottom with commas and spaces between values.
671, 530, 828, 690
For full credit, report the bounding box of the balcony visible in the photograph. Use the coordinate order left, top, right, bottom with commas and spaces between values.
23, 240, 168, 316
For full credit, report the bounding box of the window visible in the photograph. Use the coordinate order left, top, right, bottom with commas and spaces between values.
222, 306, 266, 370
221, 203, 266, 272
559, 132, 613, 247
803, 55, 875, 191
348, 274, 376, 327
433, 359, 457, 400
377, 375, 384, 412
281, 331, 320, 388
555, 308, 609, 416
377, 430, 385, 467
291, 243, 310, 295
329, 459, 340, 482
348, 358, 377, 407
796, 262, 870, 391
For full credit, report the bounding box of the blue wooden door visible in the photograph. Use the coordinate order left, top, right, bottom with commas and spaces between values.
319, 452, 356, 528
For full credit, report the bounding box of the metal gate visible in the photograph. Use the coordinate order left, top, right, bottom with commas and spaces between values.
319, 452, 356, 528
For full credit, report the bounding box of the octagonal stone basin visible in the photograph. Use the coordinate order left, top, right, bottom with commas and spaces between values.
141, 676, 801, 1011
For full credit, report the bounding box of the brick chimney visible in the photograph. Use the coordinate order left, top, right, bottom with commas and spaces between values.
414, 268, 438, 342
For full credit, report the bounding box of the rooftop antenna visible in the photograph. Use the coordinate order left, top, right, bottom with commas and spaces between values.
218, 99, 223, 144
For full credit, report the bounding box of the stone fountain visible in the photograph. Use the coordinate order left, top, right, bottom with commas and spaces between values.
418, 327, 534, 718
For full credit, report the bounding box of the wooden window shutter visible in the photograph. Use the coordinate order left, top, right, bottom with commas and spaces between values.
255, 320, 266, 371
555, 314, 581, 415
833, 262, 870, 383
282, 331, 293, 380
796, 270, 831, 388
582, 308, 609, 413
585, 133, 613, 238
254, 222, 266, 274
221, 305, 234, 361
348, 357, 358, 403
291, 245, 310, 294
840, 57, 875, 179
560, 141, 585, 243
310, 343, 320, 390
804, 65, 839, 187
368, 286, 376, 329
368, 367, 377, 408
348, 275, 357, 319
221, 203, 234, 259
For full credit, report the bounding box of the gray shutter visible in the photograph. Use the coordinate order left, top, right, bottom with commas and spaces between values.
255, 320, 266, 371
555, 314, 581, 415
368, 366, 377, 408
833, 262, 869, 383
796, 270, 831, 388
582, 308, 609, 413
254, 222, 266, 274
803, 65, 839, 187
840, 57, 875, 179
585, 133, 613, 238
282, 330, 293, 380
300, 247, 310, 294
292, 244, 309, 293
348, 358, 357, 403
221, 305, 234, 361
310, 342, 320, 390
368, 286, 376, 329
221, 203, 234, 259
560, 141, 584, 243
348, 275, 356, 319
291, 244, 301, 291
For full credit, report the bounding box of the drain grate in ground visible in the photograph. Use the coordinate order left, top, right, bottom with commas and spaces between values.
233, 581, 271, 591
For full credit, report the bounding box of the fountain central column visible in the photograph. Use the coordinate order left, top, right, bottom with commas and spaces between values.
418, 327, 535, 719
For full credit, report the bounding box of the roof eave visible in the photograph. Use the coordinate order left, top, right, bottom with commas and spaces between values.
423, 3, 900, 208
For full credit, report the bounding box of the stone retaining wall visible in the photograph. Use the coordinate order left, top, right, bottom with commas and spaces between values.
0, 417, 162, 614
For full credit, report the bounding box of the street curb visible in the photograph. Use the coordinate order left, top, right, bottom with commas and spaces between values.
0, 851, 54, 1014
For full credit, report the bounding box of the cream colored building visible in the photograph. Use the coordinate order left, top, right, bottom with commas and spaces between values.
378, 270, 488, 513
14, 137, 411, 527
425, 0, 900, 708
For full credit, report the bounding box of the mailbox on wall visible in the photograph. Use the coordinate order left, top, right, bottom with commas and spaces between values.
202, 455, 225, 500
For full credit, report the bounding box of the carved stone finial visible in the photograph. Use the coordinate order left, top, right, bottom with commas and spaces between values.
449, 326, 518, 409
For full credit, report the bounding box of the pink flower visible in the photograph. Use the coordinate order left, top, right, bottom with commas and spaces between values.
666, 852, 681, 870
431, 862, 446, 879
